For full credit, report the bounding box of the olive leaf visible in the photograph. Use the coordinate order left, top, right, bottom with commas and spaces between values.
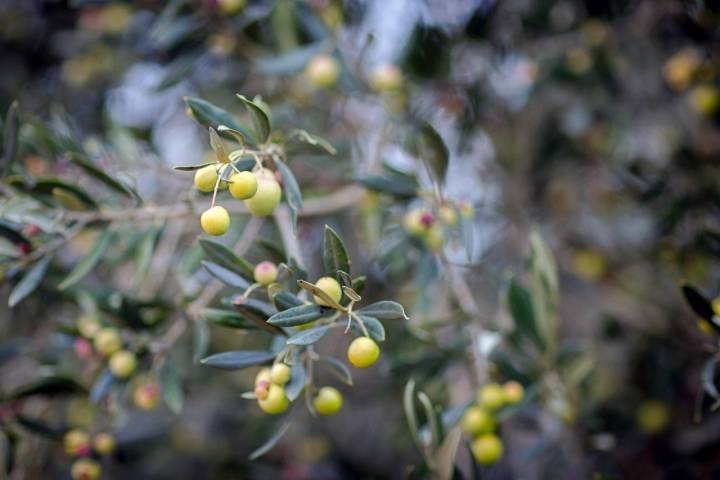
184, 96, 256, 147
354, 174, 418, 198
209, 127, 230, 163
8, 256, 51, 307
68, 152, 138, 200
416, 121, 449, 186
506, 276, 544, 350
267, 304, 325, 327
201, 261, 251, 289
173, 162, 216, 171
201, 308, 257, 329
58, 229, 113, 290
248, 410, 295, 460
358, 301, 409, 320
159, 358, 184, 414
237, 94, 271, 144
200, 350, 276, 370
198, 238, 254, 279
286, 325, 331, 346
285, 129, 337, 155
351, 315, 385, 342
275, 159, 302, 233
5, 375, 86, 400
2, 100, 19, 176
318, 356, 353, 386
681, 282, 716, 322
323, 225, 351, 277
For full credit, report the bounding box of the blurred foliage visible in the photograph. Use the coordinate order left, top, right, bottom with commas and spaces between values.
1, 0, 720, 479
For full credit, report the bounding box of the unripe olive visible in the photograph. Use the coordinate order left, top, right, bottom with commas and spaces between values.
228, 171, 258, 199
477, 383, 505, 411
133, 382, 161, 411
64, 429, 91, 456
200, 206, 230, 236
93, 432, 116, 455
244, 178, 281, 216
347, 337, 380, 368
93, 327, 122, 357
439, 204, 458, 226
502, 381, 524, 405
313, 276, 342, 306
217, 0, 245, 15
470, 434, 503, 466
194, 165, 219, 193
461, 406, 496, 436
258, 384, 289, 414
255, 367, 272, 386
689, 85, 720, 116
636, 400, 670, 435
270, 363, 291, 386
109, 350, 138, 379
305, 54, 340, 88
403, 209, 427, 236
425, 224, 444, 251
712, 297, 720, 316
76, 314, 101, 338
369, 64, 403, 92
254, 261, 278, 286
71, 458, 101, 480
314, 386, 343, 415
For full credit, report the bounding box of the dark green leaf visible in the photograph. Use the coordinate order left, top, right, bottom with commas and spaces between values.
417, 121, 449, 185
199, 238, 254, 279
351, 276, 366, 297
275, 159, 302, 233
58, 229, 113, 290
323, 225, 351, 276
285, 129, 337, 155
353, 315, 386, 342
256, 238, 286, 263
358, 301, 409, 320
681, 282, 716, 323
159, 358, 184, 414
173, 162, 215, 171
68, 153, 138, 199
5, 376, 85, 400
237, 94, 271, 144
318, 356, 353, 385
201, 350, 276, 370
201, 261, 251, 289
184, 96, 256, 147
6, 176, 98, 209
248, 412, 294, 460
506, 276, 544, 350
270, 290, 304, 311
2, 101, 19, 176
267, 304, 325, 327
286, 325, 331, 346
193, 318, 210, 364
201, 308, 257, 329
354, 174, 418, 198
8, 256, 50, 307
14, 415, 65, 440
285, 361, 305, 401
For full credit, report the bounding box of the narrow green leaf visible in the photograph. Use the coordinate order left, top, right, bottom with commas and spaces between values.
506, 276, 544, 350
8, 256, 50, 307
237, 94, 271, 144
208, 127, 229, 163
323, 225, 350, 276
435, 426, 462, 480
173, 162, 215, 171
275, 159, 302, 233
5, 375, 85, 400
354, 174, 418, 198
358, 301, 409, 320
404, 380, 421, 448
198, 238, 254, 279
248, 412, 294, 460
200, 350, 276, 370
270, 290, 304, 311
286, 325, 331, 346
184, 96, 256, 147
2, 100, 19, 176
201, 261, 251, 289
318, 356, 353, 386
353, 315, 385, 342
58, 230, 113, 290
418, 391, 440, 449
417, 121, 449, 185
159, 358, 184, 414
193, 318, 210, 364
681, 282, 716, 323
201, 308, 257, 329
267, 304, 325, 327
68, 153, 137, 199
285, 129, 337, 155
284, 361, 305, 401
134, 227, 159, 285
14, 415, 65, 440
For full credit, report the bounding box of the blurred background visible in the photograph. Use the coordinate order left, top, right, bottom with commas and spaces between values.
1, 0, 720, 479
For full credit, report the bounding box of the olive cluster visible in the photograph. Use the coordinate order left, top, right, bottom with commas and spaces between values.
403, 199, 474, 251
63, 429, 115, 480
74, 316, 161, 412
195, 165, 282, 236
461, 381, 524, 466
